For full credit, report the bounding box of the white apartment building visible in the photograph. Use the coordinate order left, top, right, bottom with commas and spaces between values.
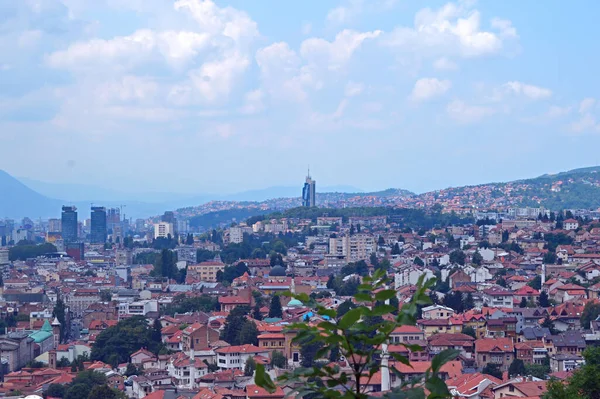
119, 300, 158, 317
329, 234, 377, 262
66, 288, 101, 318
154, 222, 174, 239
215, 344, 269, 371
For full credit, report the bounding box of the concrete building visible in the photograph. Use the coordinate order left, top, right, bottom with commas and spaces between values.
61, 206, 78, 243
154, 222, 174, 239
302, 171, 316, 207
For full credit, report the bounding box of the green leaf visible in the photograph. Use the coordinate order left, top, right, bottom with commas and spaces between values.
318, 308, 337, 319
254, 363, 276, 393
339, 308, 362, 329
371, 304, 398, 316
375, 289, 397, 302
354, 293, 372, 302
389, 353, 411, 366
431, 349, 459, 374
425, 376, 451, 398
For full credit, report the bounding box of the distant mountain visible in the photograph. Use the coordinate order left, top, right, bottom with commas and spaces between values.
0, 170, 62, 219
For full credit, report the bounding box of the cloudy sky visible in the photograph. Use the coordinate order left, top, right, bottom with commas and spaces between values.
2, 0, 600, 195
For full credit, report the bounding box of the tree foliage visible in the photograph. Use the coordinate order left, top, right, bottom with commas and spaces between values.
544, 347, 600, 399
9, 242, 57, 261
91, 316, 163, 365
508, 359, 526, 377
482, 363, 502, 379
268, 296, 283, 319
581, 302, 600, 329
271, 351, 287, 368
163, 294, 219, 316
254, 271, 458, 399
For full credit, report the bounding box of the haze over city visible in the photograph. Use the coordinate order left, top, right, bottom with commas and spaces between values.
3, 0, 600, 194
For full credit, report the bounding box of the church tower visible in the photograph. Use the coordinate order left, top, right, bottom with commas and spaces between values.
52, 317, 61, 349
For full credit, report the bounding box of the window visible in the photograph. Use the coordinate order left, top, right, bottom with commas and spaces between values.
293, 353, 299, 362
509, 386, 515, 393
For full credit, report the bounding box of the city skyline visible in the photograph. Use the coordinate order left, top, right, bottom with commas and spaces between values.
2, 1, 600, 194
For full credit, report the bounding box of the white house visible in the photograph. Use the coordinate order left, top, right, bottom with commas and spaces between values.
167, 351, 208, 389
394, 266, 435, 288
215, 344, 270, 371
482, 287, 514, 308
564, 219, 579, 231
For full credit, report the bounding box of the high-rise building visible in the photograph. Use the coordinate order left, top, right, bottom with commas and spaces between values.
107, 208, 121, 230
302, 171, 316, 207
61, 206, 78, 243
90, 207, 107, 244
154, 222, 174, 239
48, 218, 61, 233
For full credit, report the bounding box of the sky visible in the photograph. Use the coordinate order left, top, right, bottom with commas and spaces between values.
2, 0, 600, 196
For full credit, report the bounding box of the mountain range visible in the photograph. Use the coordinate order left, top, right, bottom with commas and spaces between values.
3, 166, 600, 220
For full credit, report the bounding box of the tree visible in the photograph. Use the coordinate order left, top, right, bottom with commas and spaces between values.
449, 250, 466, 265
326, 275, 335, 290
186, 234, 194, 245
541, 315, 559, 335
508, 359, 526, 377
271, 351, 286, 369
244, 357, 256, 376
538, 291, 550, 307
461, 326, 476, 339
472, 251, 483, 265
413, 256, 425, 266
152, 249, 177, 280
443, 291, 465, 313
65, 384, 91, 399
88, 384, 124, 399
519, 297, 528, 308
581, 302, 600, 329
46, 384, 66, 398
544, 347, 600, 399
391, 243, 402, 255
239, 320, 259, 345
369, 252, 379, 269
525, 363, 550, 379
100, 290, 112, 302
337, 300, 356, 318
528, 276, 542, 290
254, 271, 458, 399
252, 303, 263, 321
543, 250, 557, 264
91, 316, 163, 364
53, 298, 67, 343
496, 277, 507, 288
482, 363, 503, 379
463, 293, 475, 311
269, 296, 283, 319
377, 236, 385, 246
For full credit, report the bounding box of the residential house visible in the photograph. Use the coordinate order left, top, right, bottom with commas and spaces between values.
428, 333, 475, 359
553, 284, 587, 303
474, 338, 515, 372
492, 379, 547, 399
417, 318, 463, 338
215, 344, 270, 371
257, 333, 285, 353
446, 373, 502, 399
482, 287, 514, 308
181, 323, 220, 355
421, 305, 455, 320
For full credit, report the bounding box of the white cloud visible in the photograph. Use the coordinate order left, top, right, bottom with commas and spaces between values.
240, 89, 265, 115
433, 57, 458, 70
546, 105, 572, 118
579, 98, 596, 114
345, 81, 365, 97
383, 2, 516, 58
300, 29, 381, 70
411, 78, 451, 102
447, 99, 495, 123
491, 18, 518, 38
301, 22, 312, 35
503, 81, 552, 100
570, 114, 599, 133
326, 0, 398, 26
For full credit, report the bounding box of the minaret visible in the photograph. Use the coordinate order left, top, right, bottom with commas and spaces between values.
189, 348, 196, 389
541, 263, 546, 288
51, 317, 61, 349
381, 342, 390, 392
381, 296, 391, 392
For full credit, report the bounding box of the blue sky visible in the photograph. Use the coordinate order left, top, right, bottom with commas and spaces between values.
1, 0, 600, 196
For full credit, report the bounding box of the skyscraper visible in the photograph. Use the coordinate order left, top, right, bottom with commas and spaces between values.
61, 206, 78, 243
90, 207, 107, 244
302, 170, 316, 207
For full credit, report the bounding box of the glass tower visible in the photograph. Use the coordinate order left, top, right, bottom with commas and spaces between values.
90, 206, 107, 244
61, 206, 78, 243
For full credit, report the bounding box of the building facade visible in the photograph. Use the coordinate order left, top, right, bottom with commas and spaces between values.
61, 206, 78, 243
90, 206, 107, 244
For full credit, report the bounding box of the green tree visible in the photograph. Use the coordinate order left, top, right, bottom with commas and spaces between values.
254, 272, 458, 399
497, 277, 507, 288
581, 302, 600, 329
502, 230, 509, 243
337, 300, 356, 318
244, 357, 256, 376
271, 351, 286, 368
482, 363, 503, 379
472, 251, 483, 265
88, 384, 124, 399
186, 234, 194, 245
53, 298, 67, 343
508, 359, 526, 377
268, 296, 283, 319
239, 321, 259, 345
449, 250, 466, 265
463, 293, 475, 311
413, 256, 425, 266
519, 297, 528, 308
528, 276, 542, 290
525, 363, 550, 379
538, 291, 550, 307
46, 383, 66, 398
461, 326, 476, 339
541, 315, 559, 335
391, 243, 402, 255
252, 303, 263, 321
65, 384, 90, 399
544, 347, 600, 399
99, 290, 112, 302
91, 316, 162, 364
196, 249, 215, 263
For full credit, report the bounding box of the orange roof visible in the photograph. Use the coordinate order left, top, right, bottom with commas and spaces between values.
246, 384, 285, 399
